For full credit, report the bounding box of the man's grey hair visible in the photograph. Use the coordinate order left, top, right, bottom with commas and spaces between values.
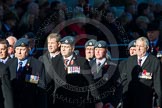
136, 37, 149, 48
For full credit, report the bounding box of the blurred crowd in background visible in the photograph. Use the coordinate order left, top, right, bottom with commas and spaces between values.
0, 0, 162, 58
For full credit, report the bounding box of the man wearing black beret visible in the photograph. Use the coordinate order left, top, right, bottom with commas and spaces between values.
6, 38, 46, 108
147, 22, 162, 59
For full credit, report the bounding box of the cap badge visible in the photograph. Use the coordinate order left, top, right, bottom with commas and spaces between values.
98, 44, 102, 47
21, 43, 25, 46
65, 40, 68, 43
89, 42, 92, 45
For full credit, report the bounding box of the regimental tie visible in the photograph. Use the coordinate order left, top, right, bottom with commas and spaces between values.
138, 59, 142, 66
17, 62, 23, 79
97, 62, 101, 73
64, 59, 69, 70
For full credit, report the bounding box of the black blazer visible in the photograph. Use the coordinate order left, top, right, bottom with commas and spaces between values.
148, 39, 162, 57
6, 57, 46, 108
39, 52, 53, 86
123, 54, 161, 108
39, 52, 55, 108
51, 54, 101, 107
0, 62, 13, 108
90, 59, 121, 106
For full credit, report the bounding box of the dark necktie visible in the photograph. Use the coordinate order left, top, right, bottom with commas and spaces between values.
98, 62, 101, 67
17, 62, 23, 79
97, 62, 101, 73
64, 59, 69, 70
138, 59, 142, 66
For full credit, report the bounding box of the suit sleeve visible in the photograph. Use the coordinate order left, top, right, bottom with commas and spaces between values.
1, 66, 14, 108
153, 59, 162, 107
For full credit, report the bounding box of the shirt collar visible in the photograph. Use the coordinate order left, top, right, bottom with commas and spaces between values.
50, 51, 60, 58
63, 54, 73, 61
137, 53, 149, 66
0, 56, 9, 64
18, 58, 28, 67
96, 58, 106, 66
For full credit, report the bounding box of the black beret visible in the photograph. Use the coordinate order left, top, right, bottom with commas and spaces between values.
128, 40, 136, 49
85, 39, 97, 47
14, 38, 29, 48
147, 22, 159, 31
94, 40, 107, 48
60, 36, 75, 45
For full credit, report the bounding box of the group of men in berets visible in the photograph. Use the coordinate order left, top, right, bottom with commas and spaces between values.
0, 31, 161, 108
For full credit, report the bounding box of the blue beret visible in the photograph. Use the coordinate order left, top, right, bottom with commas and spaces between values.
14, 38, 29, 48
128, 40, 136, 49
85, 39, 97, 47
94, 40, 107, 48
60, 36, 75, 45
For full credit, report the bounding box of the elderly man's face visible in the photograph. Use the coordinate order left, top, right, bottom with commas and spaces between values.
95, 48, 107, 60
129, 47, 136, 56
61, 44, 74, 58
0, 44, 8, 59
85, 46, 95, 60
136, 40, 148, 57
15, 46, 29, 60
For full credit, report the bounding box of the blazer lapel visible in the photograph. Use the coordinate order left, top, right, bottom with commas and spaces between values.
91, 60, 102, 79
141, 54, 151, 68
10, 59, 18, 80
57, 55, 67, 81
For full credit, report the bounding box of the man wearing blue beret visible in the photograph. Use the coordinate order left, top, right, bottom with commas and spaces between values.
85, 39, 97, 63
127, 40, 136, 56
90, 40, 121, 107
51, 36, 103, 108
6, 38, 46, 108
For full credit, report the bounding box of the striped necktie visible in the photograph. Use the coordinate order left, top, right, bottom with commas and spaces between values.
17, 62, 23, 79
138, 59, 142, 66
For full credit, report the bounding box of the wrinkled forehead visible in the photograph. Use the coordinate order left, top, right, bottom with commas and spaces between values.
15, 46, 28, 49
136, 40, 147, 47
86, 46, 94, 49
61, 44, 72, 47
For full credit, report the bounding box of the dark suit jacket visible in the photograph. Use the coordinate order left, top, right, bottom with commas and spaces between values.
6, 57, 46, 108
90, 59, 121, 106
148, 39, 162, 57
51, 54, 101, 107
123, 54, 161, 108
39, 52, 55, 108
39, 52, 53, 86
119, 60, 128, 94
0, 63, 13, 108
